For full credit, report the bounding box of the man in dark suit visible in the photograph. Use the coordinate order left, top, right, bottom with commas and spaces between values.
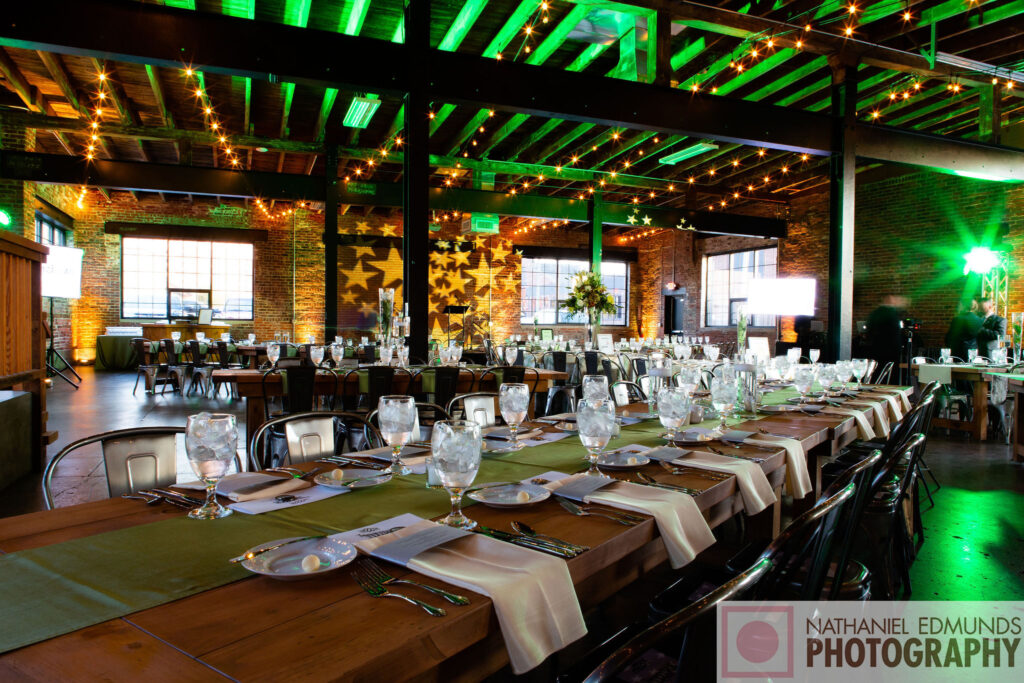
945, 298, 982, 361
976, 297, 1007, 358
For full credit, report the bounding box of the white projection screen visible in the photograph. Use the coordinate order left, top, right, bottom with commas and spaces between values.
41, 245, 84, 299
745, 278, 816, 316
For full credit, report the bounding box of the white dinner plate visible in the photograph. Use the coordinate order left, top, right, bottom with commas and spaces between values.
314, 468, 392, 489
467, 483, 550, 508
670, 430, 715, 445
241, 536, 357, 580
596, 451, 650, 470
759, 404, 796, 413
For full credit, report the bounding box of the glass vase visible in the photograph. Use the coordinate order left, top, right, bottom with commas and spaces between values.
586, 310, 600, 349
378, 288, 394, 342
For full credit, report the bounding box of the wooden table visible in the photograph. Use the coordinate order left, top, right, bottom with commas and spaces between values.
999, 374, 1024, 462
213, 367, 570, 446
911, 364, 1009, 440
0, 394, 904, 680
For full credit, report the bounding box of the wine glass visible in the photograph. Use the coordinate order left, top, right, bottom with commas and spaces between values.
851, 358, 870, 388
453, 343, 463, 364
498, 383, 530, 451
657, 386, 690, 441
680, 344, 692, 361
793, 366, 815, 403
967, 348, 978, 363
266, 342, 281, 367
378, 395, 416, 475
939, 347, 952, 364
774, 357, 791, 382
309, 345, 325, 367
577, 398, 616, 475
710, 377, 737, 435
705, 345, 720, 362
787, 347, 802, 364
247, 333, 256, 345
809, 348, 821, 364
380, 344, 394, 366
330, 343, 344, 365
171, 331, 181, 342
184, 413, 237, 520
505, 347, 519, 366
675, 366, 700, 398
397, 345, 410, 367
834, 360, 854, 390
817, 364, 837, 394
196, 332, 206, 343
431, 420, 483, 529
582, 374, 609, 401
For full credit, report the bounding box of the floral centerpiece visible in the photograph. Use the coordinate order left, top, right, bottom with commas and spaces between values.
561, 270, 617, 345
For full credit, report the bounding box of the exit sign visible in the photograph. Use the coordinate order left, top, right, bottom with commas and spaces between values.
460, 213, 500, 234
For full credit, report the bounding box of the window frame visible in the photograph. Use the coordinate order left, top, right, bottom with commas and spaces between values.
119, 237, 255, 321
34, 211, 70, 247
701, 245, 778, 328
520, 256, 630, 327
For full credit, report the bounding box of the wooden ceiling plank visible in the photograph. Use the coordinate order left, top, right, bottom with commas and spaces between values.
143, 64, 174, 127
36, 51, 88, 117
0, 47, 46, 111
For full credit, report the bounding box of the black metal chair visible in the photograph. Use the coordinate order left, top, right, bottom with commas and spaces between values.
131, 337, 167, 395
543, 385, 578, 416
184, 340, 214, 396
248, 411, 384, 470
209, 340, 244, 398
158, 338, 186, 394
475, 365, 541, 396
359, 365, 397, 412
609, 381, 646, 407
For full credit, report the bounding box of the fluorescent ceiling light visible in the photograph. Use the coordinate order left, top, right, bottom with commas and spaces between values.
343, 95, 381, 128
659, 141, 719, 165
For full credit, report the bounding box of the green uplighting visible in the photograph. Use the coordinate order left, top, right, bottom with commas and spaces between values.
962, 246, 1001, 275
658, 141, 719, 165
0, 209, 10, 227
343, 95, 381, 128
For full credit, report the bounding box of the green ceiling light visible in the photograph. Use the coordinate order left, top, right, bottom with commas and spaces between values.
343, 95, 381, 128
951, 169, 1020, 183
658, 141, 719, 165
962, 247, 1002, 275
0, 209, 11, 227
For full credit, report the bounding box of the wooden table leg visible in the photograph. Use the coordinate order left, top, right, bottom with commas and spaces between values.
244, 396, 265, 452
747, 486, 782, 539
972, 379, 988, 441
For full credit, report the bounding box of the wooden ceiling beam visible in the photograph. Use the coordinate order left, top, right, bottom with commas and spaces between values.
144, 64, 173, 127
90, 59, 137, 125
36, 51, 88, 117
0, 47, 46, 112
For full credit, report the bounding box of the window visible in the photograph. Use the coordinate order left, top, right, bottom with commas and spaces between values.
35, 212, 70, 246
121, 237, 254, 320
703, 247, 777, 327
520, 257, 629, 326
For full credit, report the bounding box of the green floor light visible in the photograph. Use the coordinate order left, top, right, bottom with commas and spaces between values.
962, 246, 1001, 275
0, 209, 11, 227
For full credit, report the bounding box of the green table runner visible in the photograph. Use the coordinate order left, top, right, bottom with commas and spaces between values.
0, 389, 807, 653
94, 336, 136, 371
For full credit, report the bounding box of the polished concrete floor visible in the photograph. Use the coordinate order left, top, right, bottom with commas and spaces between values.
3, 367, 1023, 600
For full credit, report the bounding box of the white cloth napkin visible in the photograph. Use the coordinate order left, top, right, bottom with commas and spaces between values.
546, 477, 715, 569
355, 518, 586, 674
360, 446, 430, 474
861, 392, 904, 421
744, 436, 812, 499
822, 406, 876, 440
846, 400, 889, 437
680, 451, 777, 514
177, 472, 312, 501
918, 365, 952, 386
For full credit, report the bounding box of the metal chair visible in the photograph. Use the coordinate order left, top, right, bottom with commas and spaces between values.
158, 338, 186, 394
42, 427, 186, 509
131, 337, 167, 395
210, 340, 243, 398
248, 411, 384, 470
610, 381, 646, 407
475, 365, 541, 395
447, 392, 499, 427
873, 361, 894, 385
185, 340, 214, 396
543, 385, 578, 416
364, 402, 451, 446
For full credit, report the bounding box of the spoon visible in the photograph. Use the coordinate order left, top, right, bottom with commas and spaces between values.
511, 521, 589, 553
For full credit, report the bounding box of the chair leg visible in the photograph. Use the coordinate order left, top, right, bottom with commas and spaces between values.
133, 370, 141, 395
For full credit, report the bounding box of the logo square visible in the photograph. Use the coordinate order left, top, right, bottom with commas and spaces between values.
720, 605, 794, 678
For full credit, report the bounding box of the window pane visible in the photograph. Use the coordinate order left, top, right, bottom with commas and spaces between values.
211, 242, 254, 319
122, 237, 169, 318
704, 247, 777, 327
519, 257, 558, 324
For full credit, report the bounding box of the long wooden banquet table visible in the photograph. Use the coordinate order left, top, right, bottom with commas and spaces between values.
911, 362, 1011, 440
0, 387, 910, 681
213, 366, 570, 446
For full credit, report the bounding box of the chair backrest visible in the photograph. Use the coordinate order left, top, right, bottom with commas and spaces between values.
581, 350, 600, 375
42, 427, 186, 509
131, 337, 151, 366
426, 365, 460, 409
447, 392, 498, 427
542, 350, 567, 372
215, 340, 233, 368
544, 385, 578, 416
610, 381, 646, 407
601, 357, 624, 384
160, 338, 179, 365
186, 339, 205, 366
630, 356, 648, 378
364, 366, 396, 408
873, 361, 894, 385
248, 411, 384, 470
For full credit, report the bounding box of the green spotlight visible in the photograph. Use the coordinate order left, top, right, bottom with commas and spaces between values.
0, 209, 10, 226
962, 246, 1001, 275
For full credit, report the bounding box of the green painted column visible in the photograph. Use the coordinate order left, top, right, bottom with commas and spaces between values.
588, 192, 603, 275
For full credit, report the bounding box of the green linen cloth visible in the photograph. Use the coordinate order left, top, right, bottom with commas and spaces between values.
0, 391, 796, 654
94, 336, 136, 371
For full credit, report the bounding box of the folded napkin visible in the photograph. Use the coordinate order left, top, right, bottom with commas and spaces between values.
744, 436, 812, 499
228, 477, 311, 502
846, 400, 890, 437
918, 365, 952, 386
821, 406, 876, 440
546, 477, 714, 569
861, 392, 904, 421
360, 446, 430, 474
680, 452, 777, 514
356, 518, 586, 674
229, 482, 347, 514
484, 427, 544, 441
178, 472, 312, 502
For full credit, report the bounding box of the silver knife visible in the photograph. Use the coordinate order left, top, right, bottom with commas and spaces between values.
229, 535, 326, 563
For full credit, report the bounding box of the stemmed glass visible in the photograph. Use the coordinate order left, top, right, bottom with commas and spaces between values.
680, 344, 692, 361
787, 347, 802, 364
793, 366, 815, 403
774, 357, 792, 382
705, 345, 720, 362
431, 420, 483, 529
834, 360, 854, 390
330, 343, 345, 365
266, 342, 281, 368
710, 377, 737, 435
309, 345, 325, 367
452, 343, 463, 364
817, 364, 838, 394
247, 333, 256, 345
577, 398, 616, 475
675, 366, 700, 398
171, 331, 181, 343
196, 332, 206, 343
505, 347, 519, 366
657, 386, 690, 441
582, 374, 609, 401
498, 383, 530, 451
967, 348, 979, 363
397, 345, 410, 367
851, 358, 870, 388
184, 413, 237, 520
809, 348, 821, 364
380, 344, 394, 366
939, 348, 952, 364
378, 395, 416, 475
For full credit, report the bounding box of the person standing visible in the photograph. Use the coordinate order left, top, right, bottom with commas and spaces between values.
945, 298, 982, 361
866, 295, 908, 372
976, 297, 1007, 358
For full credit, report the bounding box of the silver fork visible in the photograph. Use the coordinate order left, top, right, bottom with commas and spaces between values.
350, 565, 447, 617
657, 460, 730, 481
359, 558, 469, 605
706, 446, 766, 463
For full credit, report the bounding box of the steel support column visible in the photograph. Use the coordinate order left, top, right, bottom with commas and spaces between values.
588, 193, 604, 274
827, 61, 857, 361
324, 143, 339, 341
403, 0, 430, 360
